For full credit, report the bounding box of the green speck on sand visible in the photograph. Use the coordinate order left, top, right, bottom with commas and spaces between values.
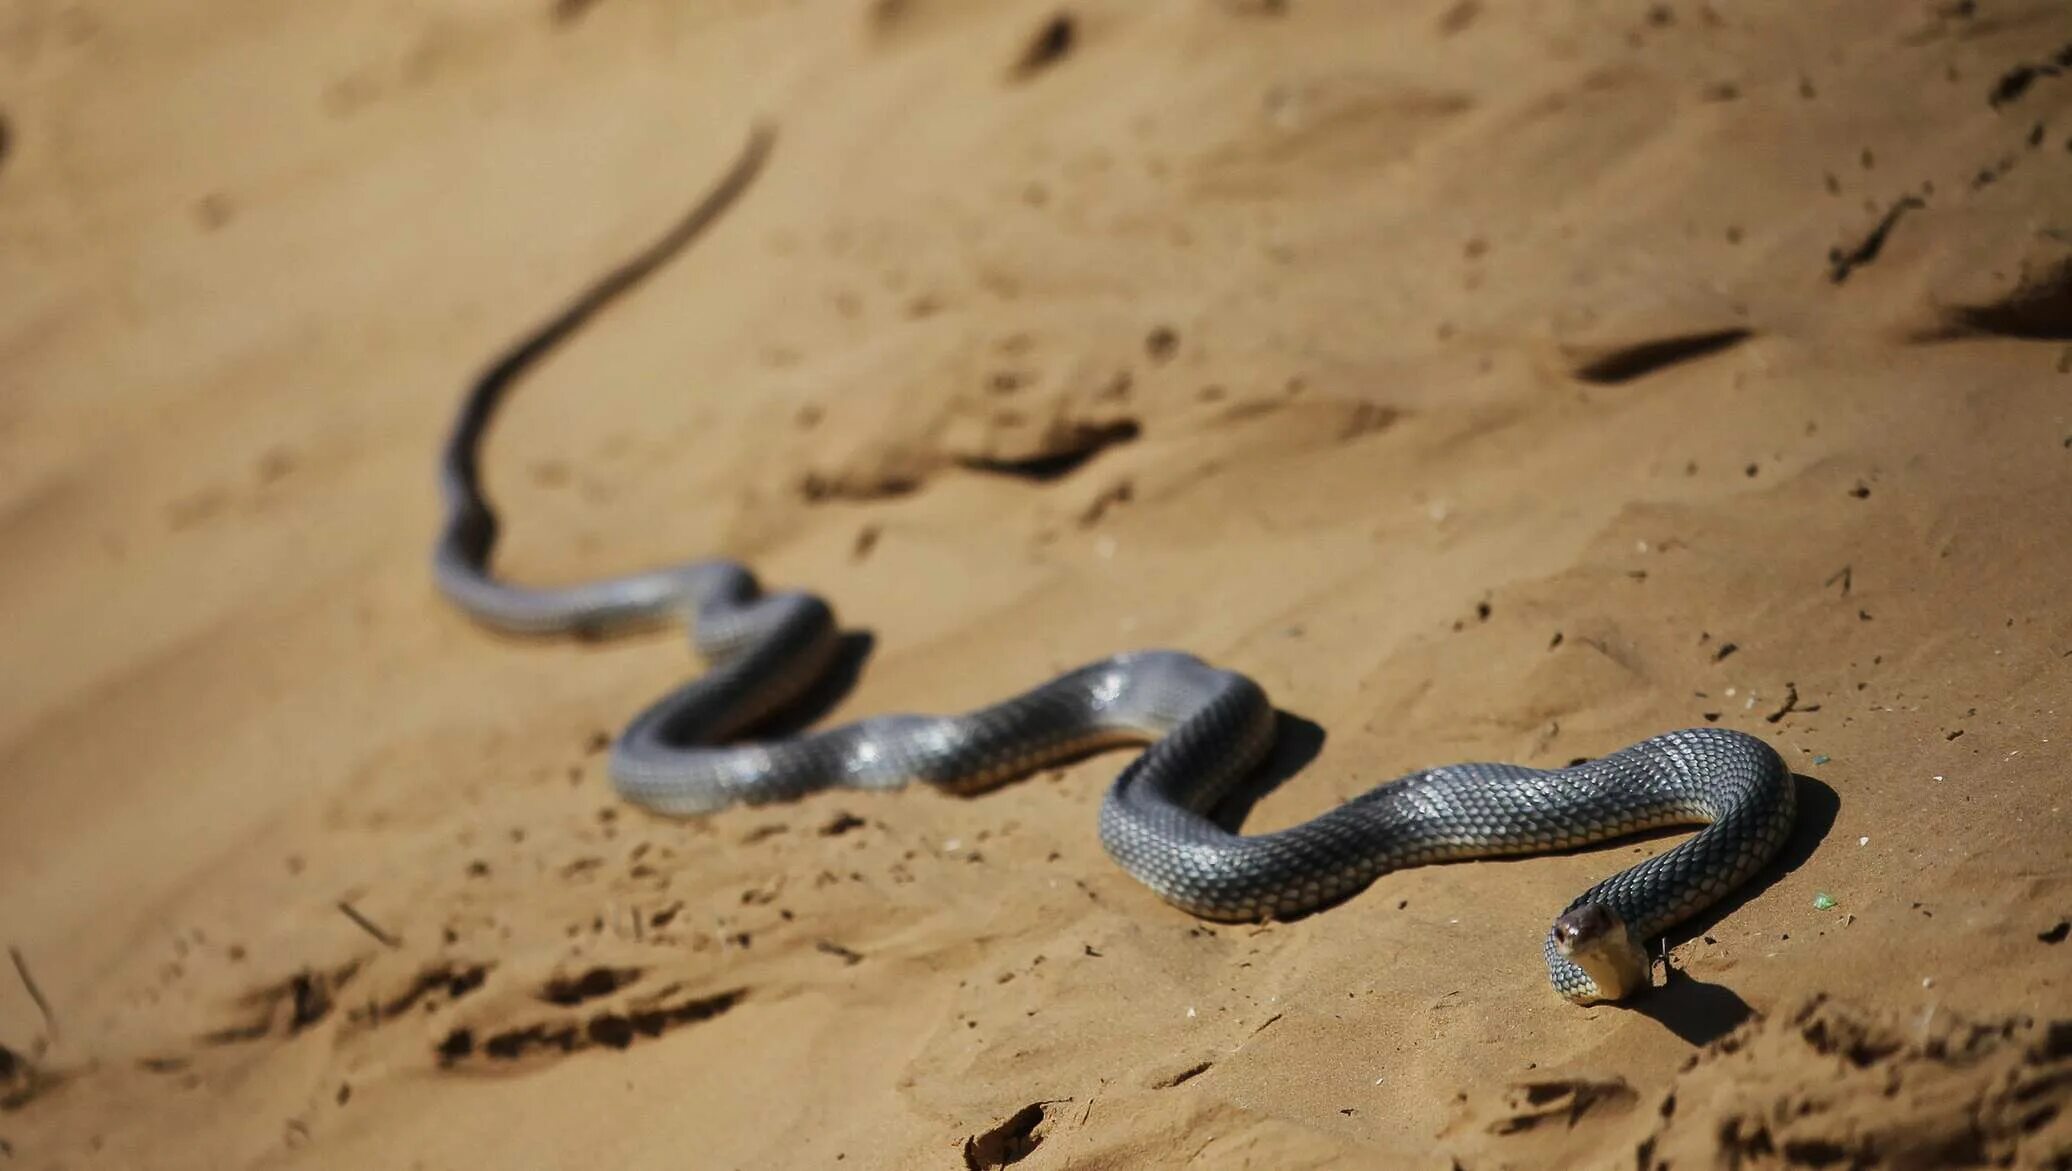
1812, 893, 1837, 910
1812, 754, 1831, 765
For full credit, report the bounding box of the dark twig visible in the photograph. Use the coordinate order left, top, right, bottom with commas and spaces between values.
7, 947, 55, 1042
814, 939, 864, 965
336, 902, 402, 949
1764, 684, 1811, 724
1828, 196, 1925, 284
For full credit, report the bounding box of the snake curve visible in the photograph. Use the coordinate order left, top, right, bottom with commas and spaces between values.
432, 124, 1797, 1003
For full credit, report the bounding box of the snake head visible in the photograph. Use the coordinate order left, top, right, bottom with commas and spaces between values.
1552, 902, 1650, 1003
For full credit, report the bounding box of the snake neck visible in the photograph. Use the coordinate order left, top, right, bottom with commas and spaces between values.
1564, 932, 1652, 1004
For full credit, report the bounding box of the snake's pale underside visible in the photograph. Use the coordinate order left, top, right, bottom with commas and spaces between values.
433, 125, 1796, 1004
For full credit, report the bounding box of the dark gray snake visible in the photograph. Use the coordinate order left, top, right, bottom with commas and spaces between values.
433, 125, 1796, 1003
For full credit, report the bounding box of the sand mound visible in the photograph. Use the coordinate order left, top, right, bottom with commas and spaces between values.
1455, 993, 2072, 1170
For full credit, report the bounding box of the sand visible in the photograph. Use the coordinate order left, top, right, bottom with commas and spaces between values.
3, 1, 2070, 1167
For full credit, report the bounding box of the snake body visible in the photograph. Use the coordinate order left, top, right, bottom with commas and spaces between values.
433, 126, 1796, 1003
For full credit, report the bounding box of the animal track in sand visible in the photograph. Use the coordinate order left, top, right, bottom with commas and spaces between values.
435, 969, 746, 1070
538, 965, 642, 1006
1933, 256, 2072, 342
963, 1101, 1055, 1169
1567, 328, 1754, 385
1008, 13, 1075, 83
362, 960, 493, 1022
1, 1041, 59, 1110
1145, 1058, 1214, 1089
799, 412, 1142, 502
200, 960, 363, 1046
955, 418, 1141, 482
201, 958, 494, 1051
1482, 1077, 1638, 1135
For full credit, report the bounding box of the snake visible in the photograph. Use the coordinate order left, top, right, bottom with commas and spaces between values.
432, 124, 1797, 1004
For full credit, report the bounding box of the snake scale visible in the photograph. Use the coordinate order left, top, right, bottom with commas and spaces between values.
433, 125, 1796, 1004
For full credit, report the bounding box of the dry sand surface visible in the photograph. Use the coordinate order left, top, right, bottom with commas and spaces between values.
4, 1, 2072, 1167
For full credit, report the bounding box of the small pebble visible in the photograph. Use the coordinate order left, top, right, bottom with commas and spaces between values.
1922, 977, 1935, 989
1858, 836, 1869, 846
1813, 893, 1837, 910
1813, 754, 1831, 765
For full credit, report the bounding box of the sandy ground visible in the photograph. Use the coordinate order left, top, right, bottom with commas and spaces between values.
4, 1, 2071, 1167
